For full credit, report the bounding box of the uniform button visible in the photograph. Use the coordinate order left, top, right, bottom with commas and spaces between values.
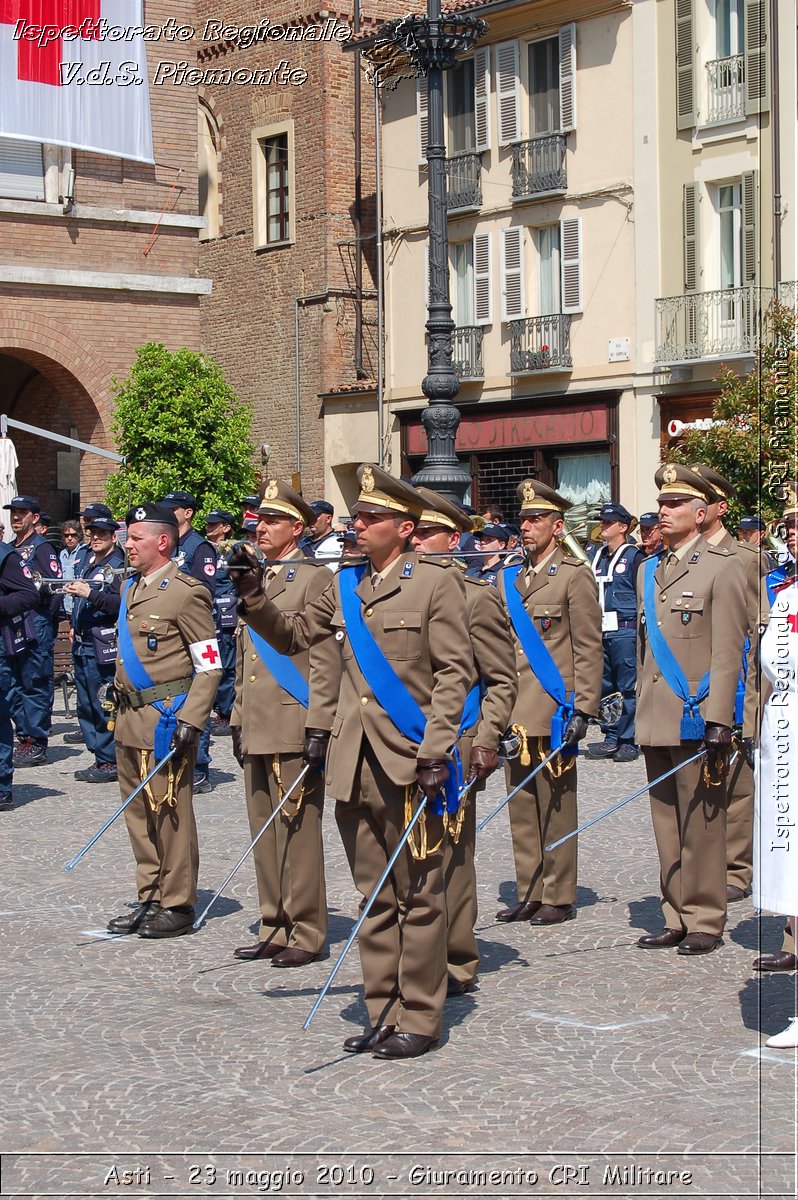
365, 608, 373, 617
360, 696, 369, 706
675, 599, 682, 606
653, 674, 659, 682
658, 621, 662, 626
250, 675, 257, 682
251, 654, 257, 661
516, 671, 521, 677
399, 619, 405, 627
660, 594, 667, 602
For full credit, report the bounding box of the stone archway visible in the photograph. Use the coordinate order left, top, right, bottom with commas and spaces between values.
0, 314, 117, 522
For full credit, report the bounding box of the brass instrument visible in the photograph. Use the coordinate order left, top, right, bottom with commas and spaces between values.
557, 520, 591, 565
765, 519, 788, 560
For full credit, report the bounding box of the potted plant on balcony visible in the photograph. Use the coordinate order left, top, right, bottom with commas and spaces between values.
530, 343, 551, 370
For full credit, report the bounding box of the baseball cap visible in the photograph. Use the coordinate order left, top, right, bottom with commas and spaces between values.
4, 495, 41, 512
310, 500, 334, 516
161, 491, 198, 511
597, 502, 633, 525
639, 512, 660, 527
81, 503, 114, 521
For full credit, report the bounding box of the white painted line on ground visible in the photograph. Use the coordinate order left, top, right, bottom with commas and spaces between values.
79, 929, 127, 940
741, 1046, 798, 1065
525, 1010, 670, 1031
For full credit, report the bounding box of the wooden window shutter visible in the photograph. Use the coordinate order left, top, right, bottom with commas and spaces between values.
741, 170, 758, 284
560, 217, 583, 313
675, 0, 695, 131
474, 47, 491, 152
744, 0, 769, 114
417, 76, 429, 164
501, 226, 525, 321
682, 182, 700, 292
558, 23, 577, 133
474, 232, 492, 324
495, 41, 520, 146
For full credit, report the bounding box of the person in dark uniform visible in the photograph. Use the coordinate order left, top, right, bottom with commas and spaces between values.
302, 500, 343, 569
0, 539, 39, 809
161, 491, 217, 792
65, 517, 124, 783
204, 510, 238, 736
737, 515, 774, 569
466, 523, 509, 585
586, 503, 644, 762
0, 496, 61, 767
639, 512, 665, 558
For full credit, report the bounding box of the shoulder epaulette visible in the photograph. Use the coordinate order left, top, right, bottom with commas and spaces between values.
560, 554, 587, 567
707, 543, 733, 556
734, 539, 759, 557
464, 574, 488, 587
416, 556, 450, 570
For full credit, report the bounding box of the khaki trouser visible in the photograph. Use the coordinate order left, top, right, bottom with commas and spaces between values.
335, 742, 447, 1039
505, 743, 578, 907
244, 752, 327, 954
726, 754, 754, 892
645, 746, 728, 937
118, 743, 198, 909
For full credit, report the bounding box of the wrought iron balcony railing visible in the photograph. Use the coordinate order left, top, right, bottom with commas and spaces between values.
509, 314, 572, 373
655, 286, 774, 363
705, 55, 745, 124
778, 281, 797, 312
451, 325, 484, 380
511, 134, 567, 199
445, 152, 482, 212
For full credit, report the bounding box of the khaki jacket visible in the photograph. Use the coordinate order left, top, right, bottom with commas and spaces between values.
463, 575, 518, 748
497, 548, 603, 736
635, 537, 747, 746
114, 562, 221, 748
231, 554, 340, 754
244, 552, 473, 799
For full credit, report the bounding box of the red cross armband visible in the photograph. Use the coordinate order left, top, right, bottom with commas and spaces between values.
190, 639, 222, 672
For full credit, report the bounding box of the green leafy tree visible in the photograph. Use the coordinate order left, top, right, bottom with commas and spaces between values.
105, 343, 257, 519
670, 302, 798, 527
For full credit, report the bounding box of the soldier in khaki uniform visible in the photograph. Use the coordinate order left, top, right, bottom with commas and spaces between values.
496, 480, 603, 925
411, 488, 517, 995
690, 464, 769, 904
108, 504, 222, 939
230, 465, 473, 1059
230, 481, 340, 967
635, 465, 747, 955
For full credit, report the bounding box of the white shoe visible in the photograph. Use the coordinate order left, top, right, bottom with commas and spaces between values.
766, 1017, 798, 1048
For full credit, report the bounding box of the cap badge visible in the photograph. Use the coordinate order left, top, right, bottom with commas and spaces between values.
662, 464, 678, 485
134, 507, 147, 521
264, 480, 279, 501
522, 480, 536, 505
361, 466, 375, 494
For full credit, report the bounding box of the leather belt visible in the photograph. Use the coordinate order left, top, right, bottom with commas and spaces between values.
118, 677, 193, 711
614, 618, 638, 629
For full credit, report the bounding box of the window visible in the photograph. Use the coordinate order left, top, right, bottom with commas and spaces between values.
417, 48, 490, 163
0, 137, 44, 201
198, 106, 220, 241
252, 121, 294, 249
447, 59, 476, 154
716, 181, 742, 291
451, 241, 475, 324
528, 38, 559, 135
716, 0, 743, 56
534, 226, 561, 314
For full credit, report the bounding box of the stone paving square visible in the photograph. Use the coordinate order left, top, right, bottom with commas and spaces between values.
1, 707, 796, 1199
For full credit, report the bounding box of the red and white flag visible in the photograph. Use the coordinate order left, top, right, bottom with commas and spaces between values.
0, 0, 153, 162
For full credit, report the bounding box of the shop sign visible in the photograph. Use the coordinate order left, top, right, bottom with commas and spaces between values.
405, 403, 608, 456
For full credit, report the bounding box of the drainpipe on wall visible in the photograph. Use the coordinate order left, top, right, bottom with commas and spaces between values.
769, 0, 781, 287
374, 81, 385, 467
353, 0, 364, 378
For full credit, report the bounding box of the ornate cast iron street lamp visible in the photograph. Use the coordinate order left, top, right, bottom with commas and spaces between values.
366, 4, 488, 503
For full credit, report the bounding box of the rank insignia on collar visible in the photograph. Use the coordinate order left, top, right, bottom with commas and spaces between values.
689, 552, 700, 564
401, 561, 414, 577
286, 567, 297, 581
541, 617, 551, 631
548, 564, 558, 575
681, 611, 692, 625
158, 579, 169, 590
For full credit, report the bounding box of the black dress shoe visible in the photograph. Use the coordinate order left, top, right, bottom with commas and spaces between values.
271, 947, 320, 968
373, 1032, 437, 1059
107, 902, 160, 935
138, 906, 195, 938
726, 884, 750, 903
446, 976, 477, 997
637, 928, 686, 948
233, 940, 283, 961
753, 951, 797, 972
496, 901, 540, 922
529, 903, 575, 925
343, 1025, 395, 1054
677, 931, 723, 955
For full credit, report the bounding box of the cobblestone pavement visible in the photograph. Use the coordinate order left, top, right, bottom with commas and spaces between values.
1, 705, 796, 1199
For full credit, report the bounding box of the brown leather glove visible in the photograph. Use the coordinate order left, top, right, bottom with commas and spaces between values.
703, 722, 733, 749
231, 726, 244, 769
303, 728, 330, 774
561, 712, 589, 749
468, 746, 498, 780
416, 758, 450, 800
227, 543, 264, 603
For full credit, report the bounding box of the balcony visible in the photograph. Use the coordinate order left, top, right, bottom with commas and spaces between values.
655, 286, 774, 364
451, 326, 484, 380
778, 281, 798, 312
445, 153, 481, 213
704, 55, 746, 124
509, 314, 572, 374
511, 134, 567, 200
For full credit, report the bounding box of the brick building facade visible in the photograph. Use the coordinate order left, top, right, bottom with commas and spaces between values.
0, 0, 205, 521
196, 1, 387, 500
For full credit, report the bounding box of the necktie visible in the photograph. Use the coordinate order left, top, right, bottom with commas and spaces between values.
371, 572, 381, 591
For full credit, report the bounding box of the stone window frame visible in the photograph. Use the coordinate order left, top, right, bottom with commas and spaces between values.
252, 118, 296, 251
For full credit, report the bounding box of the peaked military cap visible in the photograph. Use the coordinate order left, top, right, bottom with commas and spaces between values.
690, 463, 736, 501
516, 479, 571, 516
655, 463, 715, 503
258, 479, 315, 527
415, 487, 471, 533
125, 502, 178, 528
353, 463, 425, 518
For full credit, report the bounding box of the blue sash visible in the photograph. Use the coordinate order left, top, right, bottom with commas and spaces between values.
501, 564, 576, 755
766, 564, 794, 607
249, 629, 309, 708
117, 580, 190, 759
734, 636, 750, 726
338, 564, 462, 815
642, 557, 709, 740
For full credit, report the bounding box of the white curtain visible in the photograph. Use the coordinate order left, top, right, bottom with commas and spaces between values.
0, 436, 18, 541
555, 451, 610, 508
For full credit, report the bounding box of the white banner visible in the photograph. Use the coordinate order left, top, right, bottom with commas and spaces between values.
0, 0, 154, 163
